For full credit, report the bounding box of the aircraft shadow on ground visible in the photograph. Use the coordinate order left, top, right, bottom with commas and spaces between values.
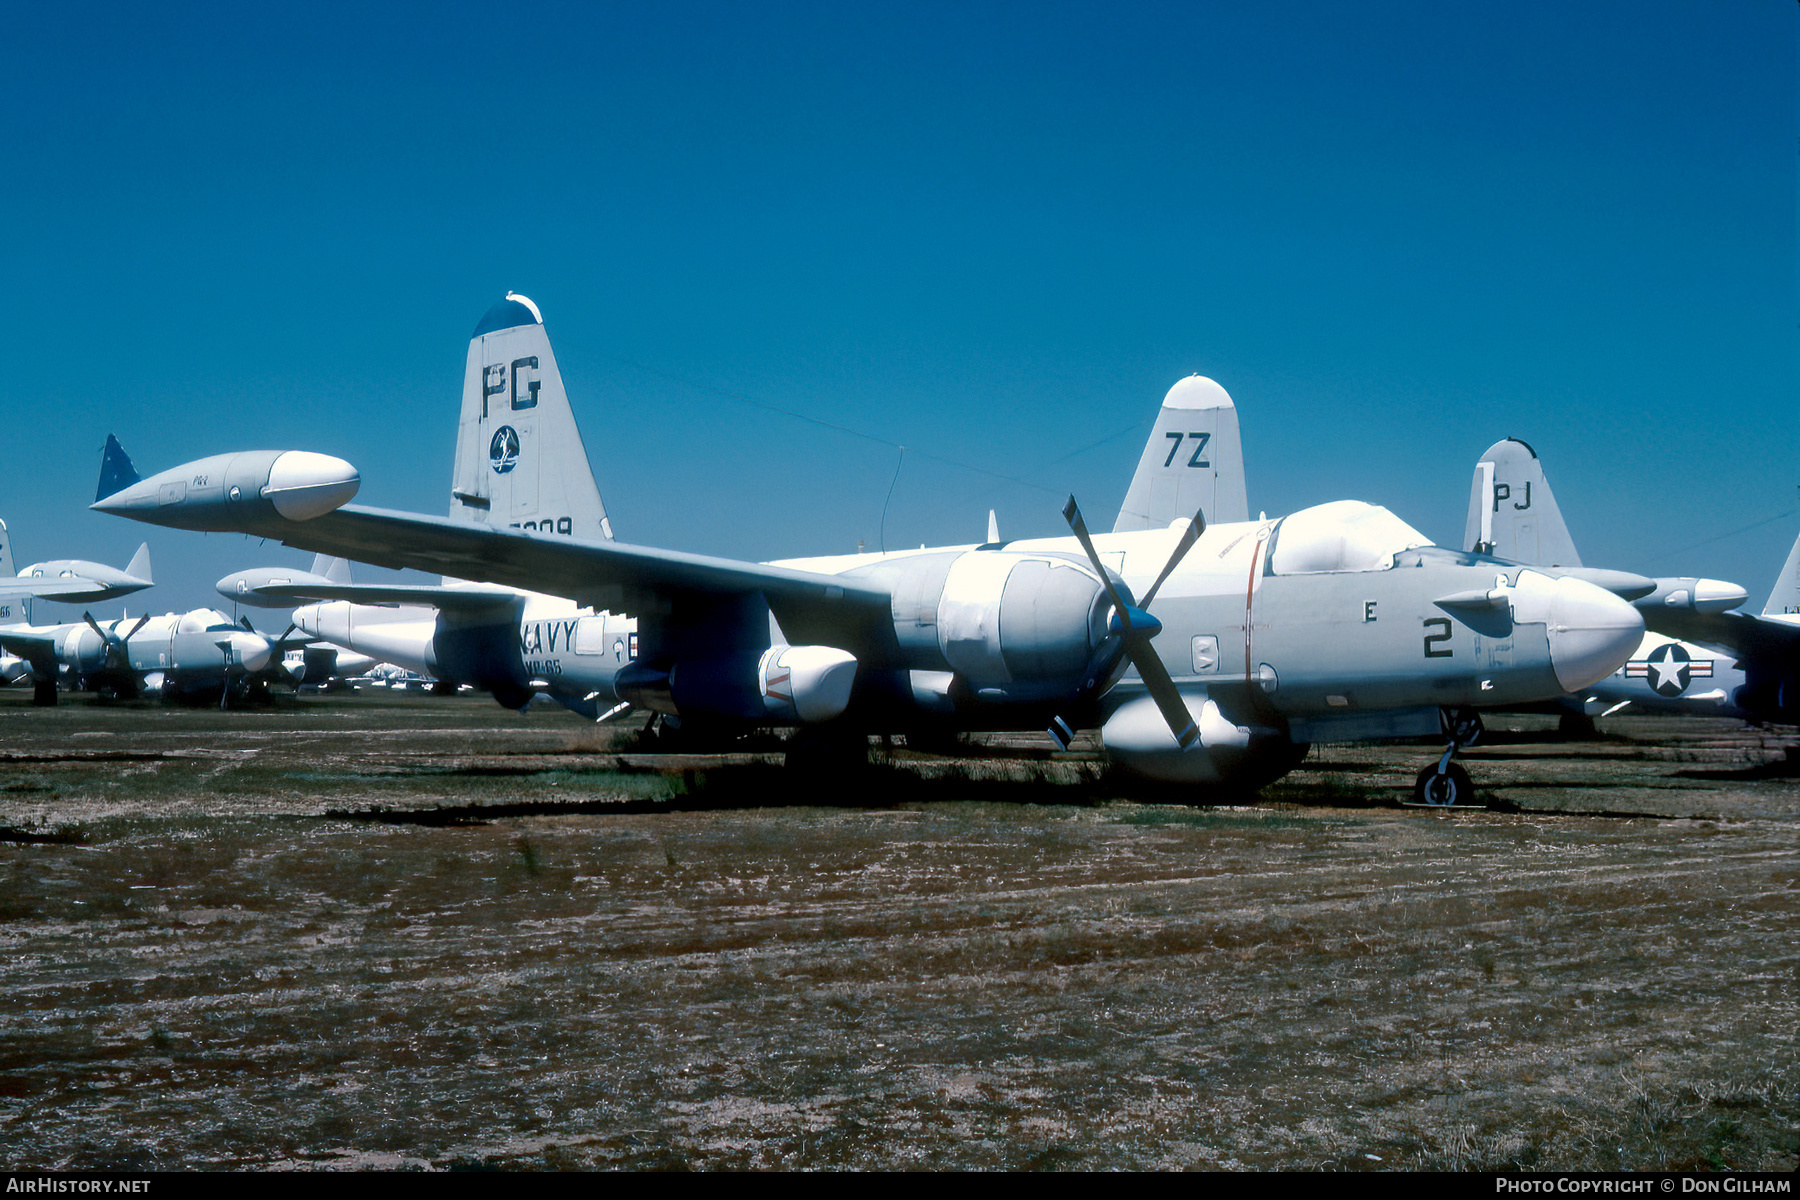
317, 757, 1327, 825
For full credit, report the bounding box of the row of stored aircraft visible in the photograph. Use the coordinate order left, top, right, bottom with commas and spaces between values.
87, 292, 1795, 806
0, 464, 370, 705
11, 293, 1787, 803
1465, 437, 1800, 725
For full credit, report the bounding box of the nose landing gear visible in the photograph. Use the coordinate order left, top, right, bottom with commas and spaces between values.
1409, 707, 1484, 807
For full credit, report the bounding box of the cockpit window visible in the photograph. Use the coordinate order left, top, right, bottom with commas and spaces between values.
1268, 501, 1433, 575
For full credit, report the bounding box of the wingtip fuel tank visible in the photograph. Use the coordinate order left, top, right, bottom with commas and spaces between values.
92, 451, 360, 530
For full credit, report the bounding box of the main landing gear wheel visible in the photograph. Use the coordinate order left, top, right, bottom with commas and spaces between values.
1413, 762, 1472, 807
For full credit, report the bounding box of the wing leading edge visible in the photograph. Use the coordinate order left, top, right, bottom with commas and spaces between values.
167, 502, 902, 663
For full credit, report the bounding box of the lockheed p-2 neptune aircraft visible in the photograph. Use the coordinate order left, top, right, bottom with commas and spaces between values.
213, 294, 635, 719
1465, 436, 1800, 724
0, 512, 153, 611
96, 296, 1647, 803
0, 605, 294, 707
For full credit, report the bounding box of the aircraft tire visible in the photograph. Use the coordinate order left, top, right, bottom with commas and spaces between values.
32, 679, 57, 707
1413, 762, 1472, 807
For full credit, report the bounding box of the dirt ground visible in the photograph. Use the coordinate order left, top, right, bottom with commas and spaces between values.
0, 691, 1794, 1171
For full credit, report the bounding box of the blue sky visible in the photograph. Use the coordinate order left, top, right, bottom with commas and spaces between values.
4, 0, 1794, 618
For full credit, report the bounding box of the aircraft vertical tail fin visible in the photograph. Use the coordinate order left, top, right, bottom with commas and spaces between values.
96, 435, 141, 503
1113, 376, 1248, 533
1462, 437, 1582, 567
0, 520, 18, 628
1763, 528, 1800, 617
123, 543, 152, 585
311, 555, 353, 585
451, 293, 613, 546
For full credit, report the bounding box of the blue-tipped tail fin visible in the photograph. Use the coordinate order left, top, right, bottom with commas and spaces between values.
97, 435, 141, 503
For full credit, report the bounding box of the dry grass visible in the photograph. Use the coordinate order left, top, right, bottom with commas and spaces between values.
0, 693, 1794, 1170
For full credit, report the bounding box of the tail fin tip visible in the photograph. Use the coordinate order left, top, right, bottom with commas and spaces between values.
96, 435, 141, 504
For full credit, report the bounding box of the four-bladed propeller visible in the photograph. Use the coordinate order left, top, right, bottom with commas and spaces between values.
1058, 497, 1207, 750
81, 611, 150, 696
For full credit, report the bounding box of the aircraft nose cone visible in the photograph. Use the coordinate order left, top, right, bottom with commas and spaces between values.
1547, 576, 1644, 692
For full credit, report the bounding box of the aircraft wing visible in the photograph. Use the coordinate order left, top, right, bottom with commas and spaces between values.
1640, 607, 1800, 721
0, 578, 111, 600
1641, 608, 1800, 660
242, 581, 531, 617
0, 630, 61, 677
200, 504, 900, 656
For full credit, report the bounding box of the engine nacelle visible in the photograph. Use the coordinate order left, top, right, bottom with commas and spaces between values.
757, 645, 858, 723
614, 645, 859, 725
433, 607, 532, 710
856, 549, 1112, 706
58, 626, 107, 674
1101, 692, 1303, 787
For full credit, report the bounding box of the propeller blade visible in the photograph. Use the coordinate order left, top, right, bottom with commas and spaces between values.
240, 616, 257, 633
1127, 641, 1200, 750
122, 613, 151, 643
82, 612, 107, 642
1063, 493, 1196, 749
1138, 505, 1208, 610
1062, 496, 1135, 633
268, 624, 303, 684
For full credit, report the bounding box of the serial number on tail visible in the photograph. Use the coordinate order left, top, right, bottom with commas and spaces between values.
510, 517, 573, 535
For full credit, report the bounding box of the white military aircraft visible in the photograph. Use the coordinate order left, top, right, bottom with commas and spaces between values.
212, 294, 635, 718
1464, 437, 1800, 724
0, 515, 153, 611
0, 607, 293, 707
0, 512, 154, 685
95, 300, 1649, 802
234, 314, 1255, 727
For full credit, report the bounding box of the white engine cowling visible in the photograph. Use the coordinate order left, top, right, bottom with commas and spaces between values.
758, 645, 859, 723
935, 551, 1110, 701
